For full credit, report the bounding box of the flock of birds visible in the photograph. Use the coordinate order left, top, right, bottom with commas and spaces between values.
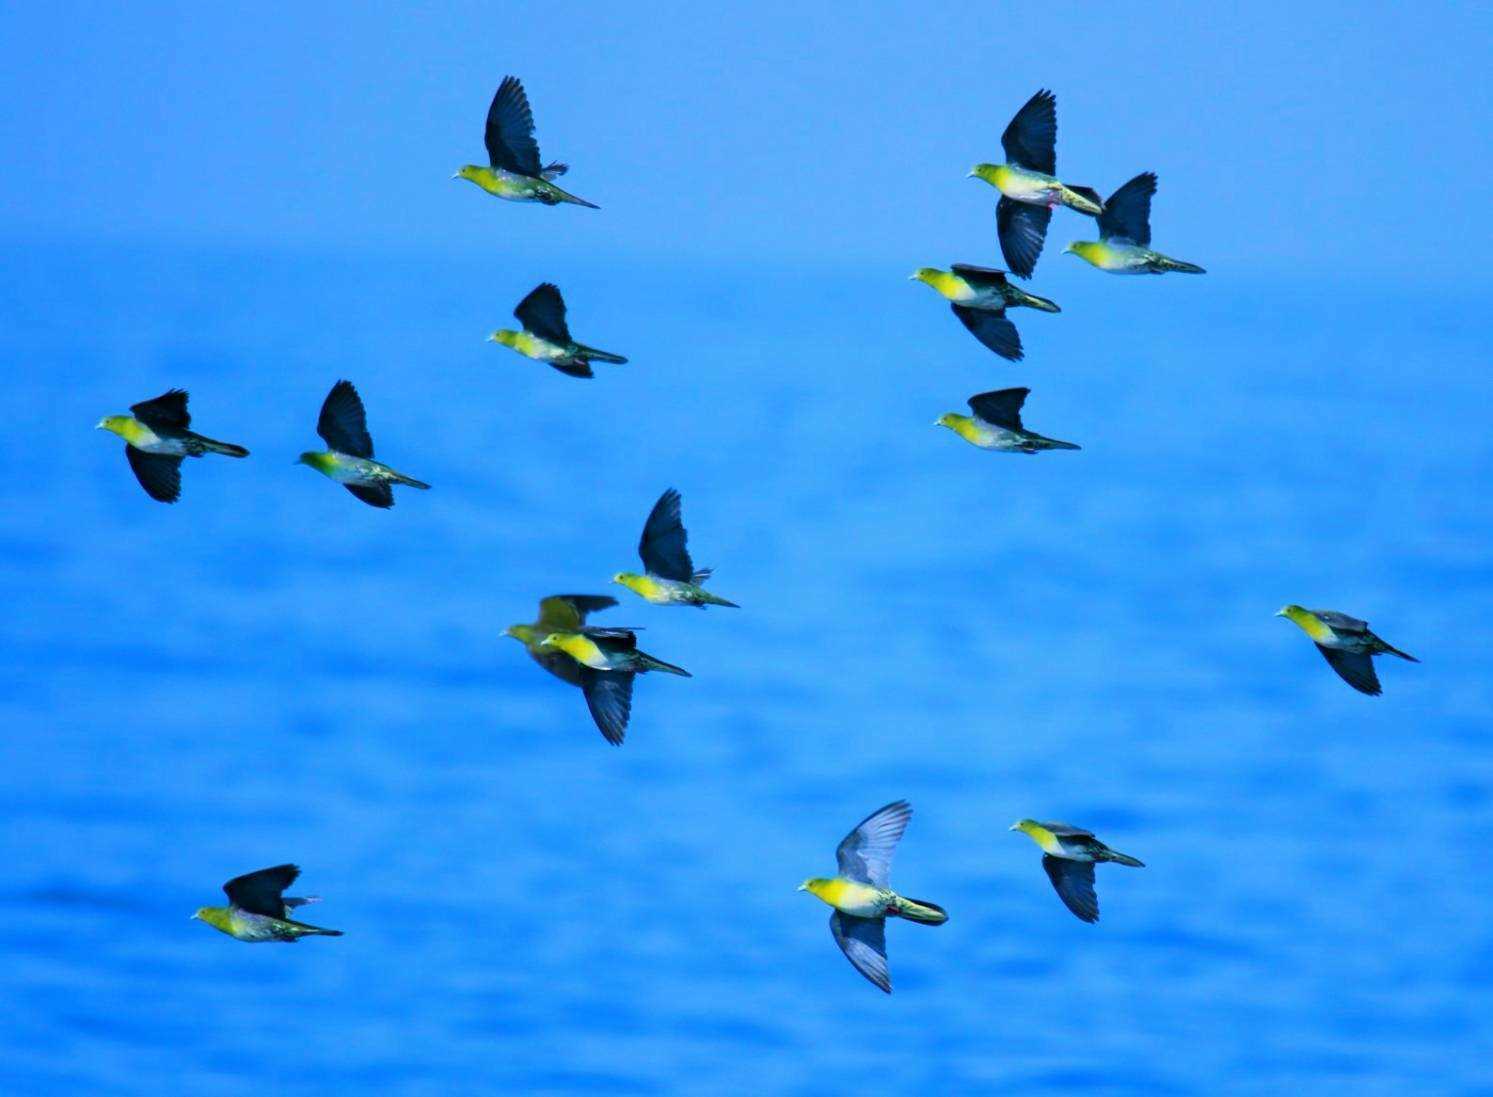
94, 80, 1419, 994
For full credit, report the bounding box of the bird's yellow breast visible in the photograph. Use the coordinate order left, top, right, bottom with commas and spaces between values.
807, 877, 885, 915
1284, 607, 1334, 642
555, 633, 605, 666
1019, 822, 1065, 855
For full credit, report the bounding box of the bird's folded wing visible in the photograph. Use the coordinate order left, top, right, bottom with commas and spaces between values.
317, 380, 374, 458
514, 283, 572, 345
538, 595, 617, 631
1312, 610, 1369, 634
1098, 172, 1156, 245
224, 864, 300, 918
638, 488, 695, 582
484, 75, 543, 177
949, 263, 1010, 288
830, 912, 891, 993
952, 304, 1023, 362
130, 389, 190, 431
1042, 855, 1099, 923
966, 387, 1030, 431
1001, 89, 1057, 175
836, 800, 911, 887
345, 482, 394, 509
995, 198, 1051, 280
125, 447, 183, 503
1317, 645, 1381, 695
580, 669, 633, 746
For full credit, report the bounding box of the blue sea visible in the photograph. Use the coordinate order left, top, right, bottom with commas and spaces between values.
1, 245, 1489, 1094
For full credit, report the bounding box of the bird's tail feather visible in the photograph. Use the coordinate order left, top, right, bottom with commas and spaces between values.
891, 895, 948, 925
1019, 290, 1061, 313
1157, 257, 1206, 274
203, 438, 250, 458
698, 591, 740, 609
287, 920, 343, 937
1060, 185, 1105, 215
1382, 643, 1420, 663
639, 652, 692, 677
392, 472, 431, 490
1103, 850, 1145, 868
550, 184, 600, 210
578, 344, 628, 364
1042, 439, 1082, 451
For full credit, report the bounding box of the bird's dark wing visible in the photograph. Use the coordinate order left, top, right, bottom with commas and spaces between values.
580, 669, 633, 746
1041, 822, 1095, 838
483, 75, 543, 176
1098, 172, 1156, 245
638, 488, 694, 582
1000, 89, 1057, 174
513, 283, 572, 344
967, 387, 1030, 430
1317, 645, 1382, 696
1042, 856, 1098, 923
835, 800, 911, 888
130, 389, 190, 431
124, 447, 183, 503
952, 304, 1023, 362
345, 482, 394, 509
949, 264, 1010, 289
830, 912, 891, 994
316, 380, 374, 458
996, 198, 1051, 279
1312, 610, 1369, 635
579, 627, 639, 645
538, 595, 618, 632
224, 864, 300, 918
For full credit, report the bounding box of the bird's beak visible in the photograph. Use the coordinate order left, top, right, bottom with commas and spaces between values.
1274, 608, 1286, 617
966, 169, 977, 178
908, 272, 919, 280
933, 418, 943, 427
1062, 244, 1075, 255
94, 419, 106, 430
1007, 822, 1020, 831
796, 882, 807, 891
450, 172, 461, 180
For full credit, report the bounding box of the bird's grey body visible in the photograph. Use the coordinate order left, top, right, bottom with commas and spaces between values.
1278, 605, 1419, 696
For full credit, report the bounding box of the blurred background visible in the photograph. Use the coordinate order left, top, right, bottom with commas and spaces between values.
1, 3, 1490, 1093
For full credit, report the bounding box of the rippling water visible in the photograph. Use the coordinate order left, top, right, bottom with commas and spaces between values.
1, 246, 1489, 1094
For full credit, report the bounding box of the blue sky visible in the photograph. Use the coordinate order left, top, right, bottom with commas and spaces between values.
3, 2, 1489, 274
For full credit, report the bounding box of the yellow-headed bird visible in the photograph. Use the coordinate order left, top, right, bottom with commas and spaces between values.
297, 381, 430, 508
539, 629, 691, 678
936, 387, 1080, 454
503, 594, 635, 745
96, 390, 248, 503
799, 800, 947, 993
192, 864, 342, 943
489, 283, 628, 379
1010, 820, 1143, 923
1276, 605, 1419, 696
969, 90, 1104, 278
454, 76, 599, 208
1065, 172, 1205, 275
910, 265, 1059, 362
613, 488, 739, 608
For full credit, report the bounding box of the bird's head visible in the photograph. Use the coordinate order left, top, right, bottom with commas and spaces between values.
296, 450, 329, 471
538, 632, 567, 650
96, 415, 129, 437
934, 413, 963, 431
798, 877, 832, 900
191, 906, 231, 931
502, 624, 534, 644
1276, 604, 1305, 619
487, 329, 520, 349
1009, 819, 1039, 835
968, 163, 1000, 185
453, 164, 483, 183
1063, 241, 1099, 262
611, 571, 645, 592
909, 267, 942, 285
